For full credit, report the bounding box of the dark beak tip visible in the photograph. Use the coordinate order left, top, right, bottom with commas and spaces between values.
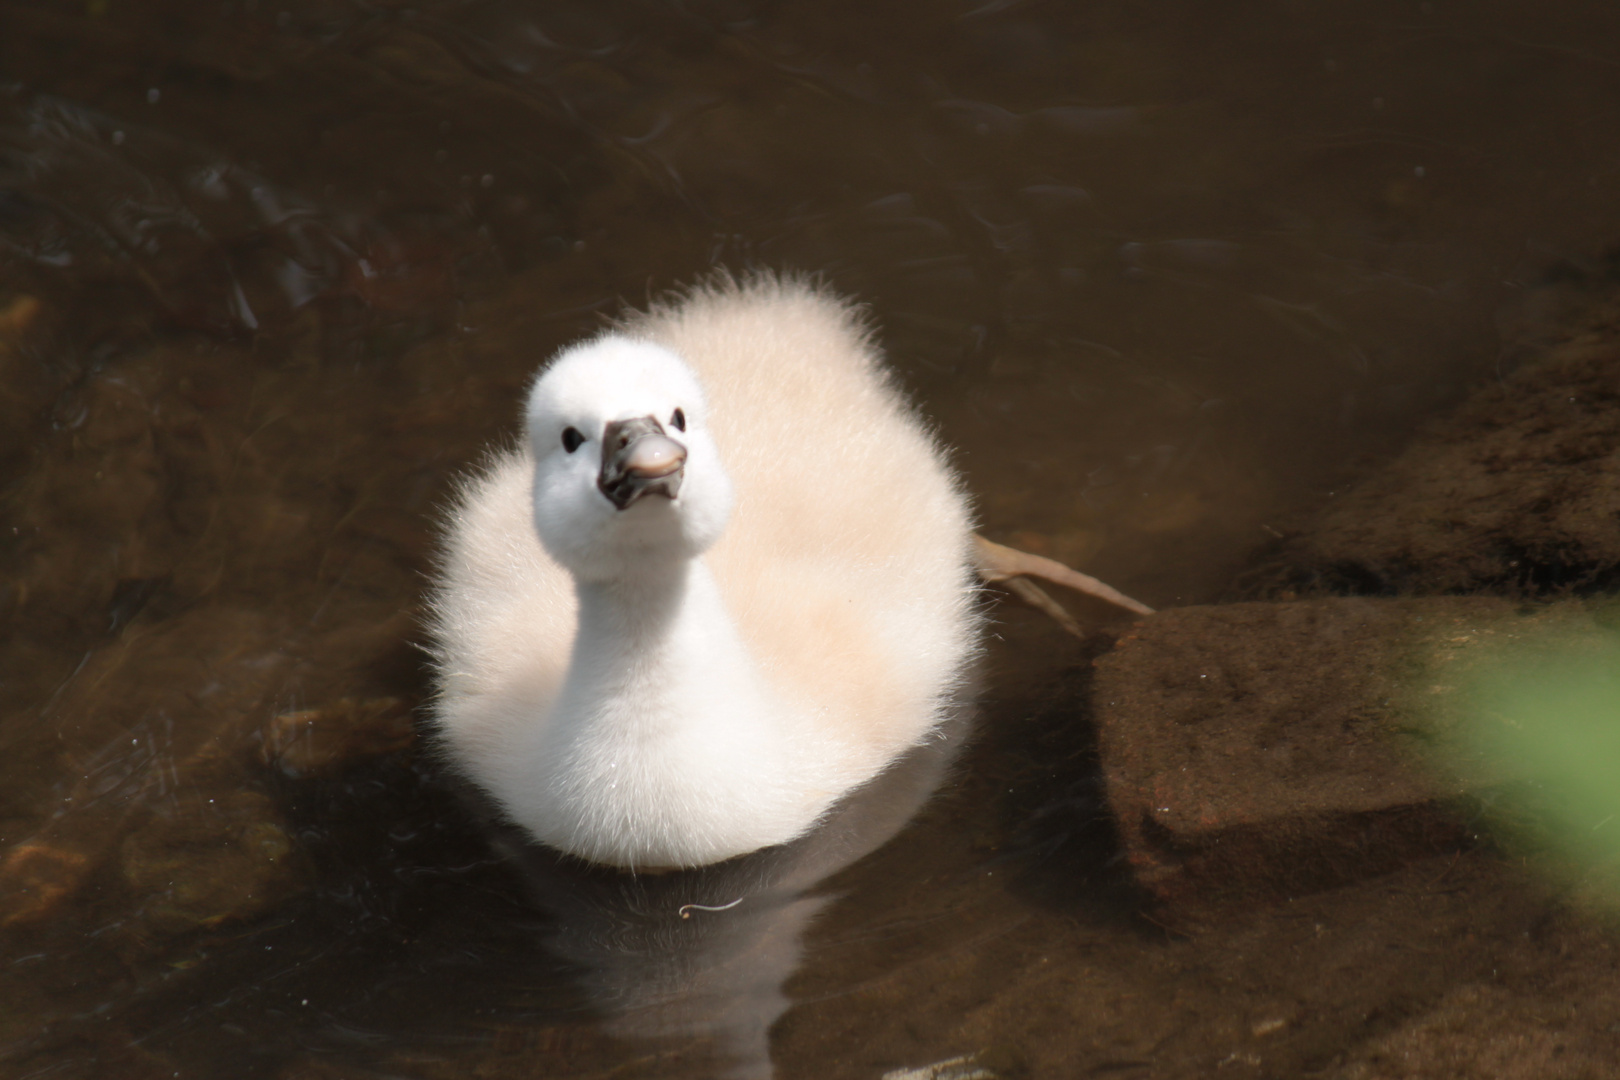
600, 464, 685, 511
598, 419, 688, 510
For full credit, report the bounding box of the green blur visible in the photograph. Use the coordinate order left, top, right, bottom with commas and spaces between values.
1461, 633, 1620, 869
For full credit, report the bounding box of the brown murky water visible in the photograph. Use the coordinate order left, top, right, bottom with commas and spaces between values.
4, 1, 1620, 1077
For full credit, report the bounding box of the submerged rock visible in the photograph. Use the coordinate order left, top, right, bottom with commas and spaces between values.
1241, 292, 1620, 598
1325, 905, 1620, 1079
1095, 285, 1620, 915
0, 606, 295, 927
1093, 597, 1612, 910
120, 785, 306, 938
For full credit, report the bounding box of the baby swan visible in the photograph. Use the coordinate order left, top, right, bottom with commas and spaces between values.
430, 276, 980, 869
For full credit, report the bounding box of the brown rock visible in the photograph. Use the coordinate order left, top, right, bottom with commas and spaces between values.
119, 787, 306, 938
1092, 597, 1606, 910
1242, 293, 1620, 598
1327, 906, 1620, 1080
0, 606, 295, 925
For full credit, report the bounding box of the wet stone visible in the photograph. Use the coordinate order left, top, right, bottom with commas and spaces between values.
1324, 906, 1620, 1079
1244, 290, 1620, 598
1092, 597, 1611, 911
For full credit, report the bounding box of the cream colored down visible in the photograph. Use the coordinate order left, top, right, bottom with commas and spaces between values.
430, 275, 981, 868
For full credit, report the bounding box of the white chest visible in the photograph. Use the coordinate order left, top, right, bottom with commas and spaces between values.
488, 561, 843, 867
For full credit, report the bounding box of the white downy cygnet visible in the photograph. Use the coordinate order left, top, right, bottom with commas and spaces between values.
429, 274, 981, 869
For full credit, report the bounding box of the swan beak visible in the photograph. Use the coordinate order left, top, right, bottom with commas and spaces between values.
599, 416, 687, 510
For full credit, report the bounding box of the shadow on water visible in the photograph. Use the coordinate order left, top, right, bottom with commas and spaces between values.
4, 0, 1620, 1076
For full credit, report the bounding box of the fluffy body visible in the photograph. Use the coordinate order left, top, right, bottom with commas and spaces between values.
429, 275, 981, 868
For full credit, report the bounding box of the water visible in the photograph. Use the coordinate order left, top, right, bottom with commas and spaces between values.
3, 1, 1620, 1076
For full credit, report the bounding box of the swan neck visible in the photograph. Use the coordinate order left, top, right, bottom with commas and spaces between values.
570, 553, 741, 680
573, 554, 714, 649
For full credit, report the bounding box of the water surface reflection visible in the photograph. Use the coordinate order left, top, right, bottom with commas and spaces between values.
498, 705, 966, 1078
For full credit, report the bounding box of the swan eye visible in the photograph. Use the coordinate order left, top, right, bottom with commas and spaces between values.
670, 408, 686, 432
561, 427, 585, 453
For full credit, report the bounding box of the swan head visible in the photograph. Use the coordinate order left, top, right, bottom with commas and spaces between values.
525, 336, 733, 581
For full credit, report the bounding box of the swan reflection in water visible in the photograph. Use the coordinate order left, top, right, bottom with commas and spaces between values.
482, 704, 970, 1079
